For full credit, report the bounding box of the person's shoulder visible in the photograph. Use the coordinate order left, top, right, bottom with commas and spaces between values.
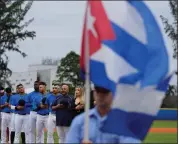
67, 95, 74, 99
72, 113, 85, 125
56, 94, 62, 98
11, 94, 18, 99
1, 94, 6, 99
73, 109, 95, 124
28, 91, 34, 95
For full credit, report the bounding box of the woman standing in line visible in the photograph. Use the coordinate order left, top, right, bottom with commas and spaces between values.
74, 87, 85, 116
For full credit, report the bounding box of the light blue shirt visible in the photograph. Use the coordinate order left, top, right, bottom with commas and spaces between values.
27, 91, 40, 111
46, 93, 61, 114
66, 108, 141, 143
0, 94, 12, 113
11, 93, 29, 115
35, 92, 50, 115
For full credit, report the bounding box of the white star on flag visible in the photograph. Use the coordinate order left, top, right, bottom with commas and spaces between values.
87, 4, 98, 38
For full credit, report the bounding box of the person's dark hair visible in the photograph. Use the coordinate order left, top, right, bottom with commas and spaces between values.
94, 86, 110, 93
61, 83, 69, 87
0, 86, 4, 91
53, 84, 59, 87
34, 80, 39, 84
5, 87, 12, 93
17, 84, 23, 88
39, 81, 46, 86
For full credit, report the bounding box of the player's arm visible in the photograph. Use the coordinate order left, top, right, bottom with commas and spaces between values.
67, 96, 76, 110
15, 100, 25, 110
0, 100, 8, 109
10, 97, 25, 110
40, 97, 48, 109
0, 97, 9, 109
9, 97, 18, 110
52, 96, 64, 110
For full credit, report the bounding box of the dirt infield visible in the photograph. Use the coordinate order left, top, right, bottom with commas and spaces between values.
149, 128, 177, 133
44, 128, 177, 133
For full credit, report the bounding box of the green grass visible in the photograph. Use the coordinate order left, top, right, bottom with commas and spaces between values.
143, 120, 178, 143
151, 120, 178, 128
22, 120, 178, 143
144, 133, 177, 143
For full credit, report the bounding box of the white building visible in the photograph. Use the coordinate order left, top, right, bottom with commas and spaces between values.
7, 64, 58, 92
7, 71, 37, 92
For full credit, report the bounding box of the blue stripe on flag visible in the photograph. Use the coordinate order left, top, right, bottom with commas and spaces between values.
128, 1, 169, 88
101, 109, 155, 140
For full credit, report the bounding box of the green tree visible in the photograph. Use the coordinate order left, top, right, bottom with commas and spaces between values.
0, 0, 36, 86
56, 51, 84, 94
160, 0, 178, 108
160, 0, 177, 59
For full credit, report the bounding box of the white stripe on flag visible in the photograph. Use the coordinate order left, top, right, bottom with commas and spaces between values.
112, 84, 165, 116
91, 44, 138, 83
103, 1, 147, 45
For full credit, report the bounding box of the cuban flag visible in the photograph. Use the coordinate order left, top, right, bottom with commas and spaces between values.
80, 0, 171, 141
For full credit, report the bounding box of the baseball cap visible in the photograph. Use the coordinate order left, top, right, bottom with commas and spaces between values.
94, 85, 111, 93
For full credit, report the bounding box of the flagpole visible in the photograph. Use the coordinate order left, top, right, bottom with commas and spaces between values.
84, 1, 90, 141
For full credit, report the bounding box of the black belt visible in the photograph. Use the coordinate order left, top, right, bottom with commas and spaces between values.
18, 113, 27, 115
39, 113, 49, 116
4, 112, 10, 114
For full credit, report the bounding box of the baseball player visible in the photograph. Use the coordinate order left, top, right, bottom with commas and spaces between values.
35, 82, 49, 143
28, 81, 44, 143
10, 85, 26, 144
46, 84, 61, 143
0, 87, 12, 143
9, 84, 30, 143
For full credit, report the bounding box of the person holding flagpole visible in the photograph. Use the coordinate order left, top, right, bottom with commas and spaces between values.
66, 86, 141, 143
67, 0, 171, 143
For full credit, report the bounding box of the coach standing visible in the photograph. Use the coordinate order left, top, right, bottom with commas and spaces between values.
52, 84, 75, 143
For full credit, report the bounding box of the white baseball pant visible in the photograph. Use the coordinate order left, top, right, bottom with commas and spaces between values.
14, 114, 30, 143
0, 112, 1, 141
11, 113, 25, 133
10, 113, 15, 132
47, 113, 59, 143
56, 126, 70, 143
36, 114, 48, 143
29, 111, 44, 143
0, 112, 1, 131
1, 112, 11, 143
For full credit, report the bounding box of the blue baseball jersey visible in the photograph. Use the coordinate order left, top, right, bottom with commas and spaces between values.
27, 91, 40, 111
0, 94, 5, 112
34, 92, 50, 115
10, 94, 18, 113
0, 94, 12, 113
46, 93, 62, 114
11, 93, 30, 115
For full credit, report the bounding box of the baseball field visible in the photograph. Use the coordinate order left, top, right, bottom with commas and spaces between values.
42, 120, 177, 143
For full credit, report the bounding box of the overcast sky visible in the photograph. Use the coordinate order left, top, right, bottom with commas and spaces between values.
6, 1, 177, 84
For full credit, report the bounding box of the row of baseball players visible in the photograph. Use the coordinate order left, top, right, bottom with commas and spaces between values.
0, 81, 85, 143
